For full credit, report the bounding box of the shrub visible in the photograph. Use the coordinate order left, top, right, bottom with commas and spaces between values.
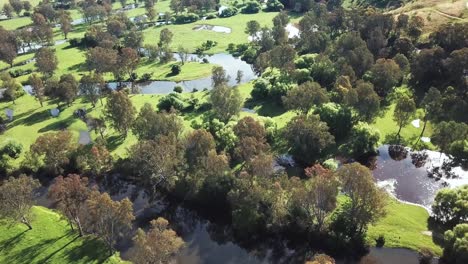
171, 64, 181, 75
140, 73, 152, 82
251, 78, 269, 100
69, 38, 81, 47
206, 13, 217, 19
0, 141, 23, 159
241, 1, 260, 14
174, 13, 199, 24
157, 93, 187, 111
9, 69, 32, 78
129, 72, 138, 81
375, 234, 385, 247
340, 122, 380, 158
173, 86, 183, 93
219, 7, 238, 18
265, 0, 284, 12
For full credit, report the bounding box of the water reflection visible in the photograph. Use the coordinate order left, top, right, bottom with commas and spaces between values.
372, 145, 468, 209
108, 53, 256, 94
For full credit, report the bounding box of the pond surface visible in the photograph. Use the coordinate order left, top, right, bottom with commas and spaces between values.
371, 145, 468, 209
108, 53, 256, 94
22, 53, 256, 95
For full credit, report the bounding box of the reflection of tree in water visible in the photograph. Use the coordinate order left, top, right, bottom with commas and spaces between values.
410, 151, 428, 168
366, 155, 378, 170
428, 160, 457, 181
388, 145, 408, 161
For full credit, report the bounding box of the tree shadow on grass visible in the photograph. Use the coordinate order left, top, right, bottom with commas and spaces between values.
38, 115, 77, 133
244, 97, 287, 118
0, 230, 28, 254
254, 101, 286, 118
12, 230, 75, 264
64, 236, 113, 264
106, 134, 126, 152
10, 109, 51, 127
38, 235, 80, 263
68, 63, 87, 72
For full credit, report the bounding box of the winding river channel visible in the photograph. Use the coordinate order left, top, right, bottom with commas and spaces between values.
23, 52, 256, 95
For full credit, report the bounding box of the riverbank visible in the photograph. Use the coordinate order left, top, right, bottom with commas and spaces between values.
0, 206, 127, 264
367, 198, 443, 255
1, 42, 217, 84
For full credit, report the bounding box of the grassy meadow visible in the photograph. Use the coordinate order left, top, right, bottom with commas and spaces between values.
0, 206, 128, 264
367, 199, 442, 255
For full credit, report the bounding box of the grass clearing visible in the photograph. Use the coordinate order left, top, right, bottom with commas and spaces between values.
367, 198, 442, 255
7, 42, 216, 84
372, 103, 434, 147
143, 11, 279, 53
0, 206, 128, 264
0, 81, 293, 163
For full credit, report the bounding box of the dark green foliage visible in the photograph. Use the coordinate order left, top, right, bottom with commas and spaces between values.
0, 141, 22, 158
173, 86, 183, 93
432, 121, 468, 159
283, 81, 329, 113
173, 13, 199, 24
171, 64, 181, 75
265, 0, 284, 12
442, 224, 468, 264
341, 122, 380, 158
219, 7, 237, 18
157, 93, 188, 112
432, 185, 468, 228
241, 1, 260, 14
284, 114, 335, 164
315, 102, 352, 141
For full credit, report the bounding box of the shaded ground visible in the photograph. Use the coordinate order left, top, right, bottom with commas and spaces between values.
0, 206, 128, 264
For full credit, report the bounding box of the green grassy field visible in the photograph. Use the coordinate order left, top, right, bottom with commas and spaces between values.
2, 42, 216, 84
372, 103, 434, 147
143, 11, 279, 53
0, 81, 296, 163
0, 206, 128, 264
368, 199, 442, 255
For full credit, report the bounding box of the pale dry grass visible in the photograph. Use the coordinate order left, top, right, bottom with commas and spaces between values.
387, 0, 468, 33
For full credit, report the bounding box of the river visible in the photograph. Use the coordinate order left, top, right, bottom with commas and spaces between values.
23, 53, 256, 95
36, 176, 433, 264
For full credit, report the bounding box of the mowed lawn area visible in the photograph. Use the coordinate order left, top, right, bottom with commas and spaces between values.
0, 206, 128, 264
143, 11, 279, 53
0, 81, 295, 163
1, 42, 217, 84
373, 103, 434, 147
368, 199, 442, 255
